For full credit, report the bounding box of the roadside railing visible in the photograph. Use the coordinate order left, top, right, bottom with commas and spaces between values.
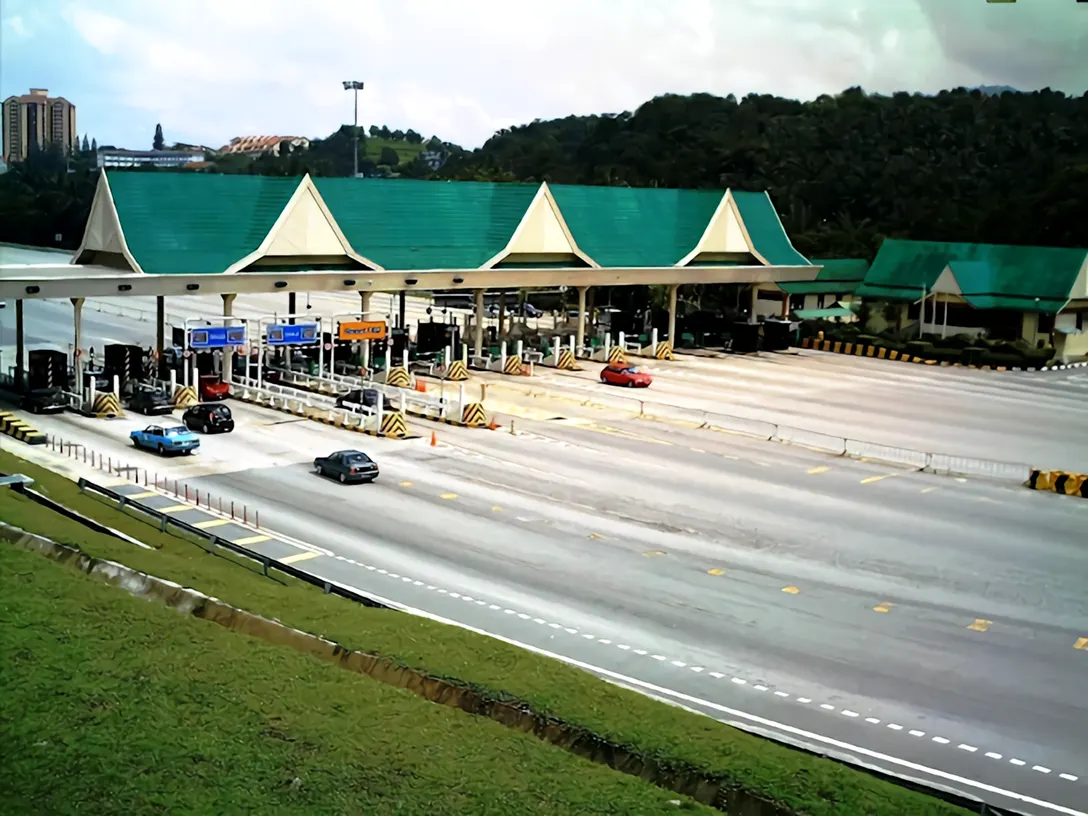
260, 367, 462, 421
480, 381, 1033, 483
76, 477, 390, 609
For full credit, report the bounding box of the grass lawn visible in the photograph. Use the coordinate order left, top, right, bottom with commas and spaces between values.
0, 447, 970, 816
0, 543, 711, 815
364, 137, 426, 164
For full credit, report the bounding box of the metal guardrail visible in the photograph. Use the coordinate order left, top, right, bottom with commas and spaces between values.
77, 477, 391, 610
482, 382, 1034, 483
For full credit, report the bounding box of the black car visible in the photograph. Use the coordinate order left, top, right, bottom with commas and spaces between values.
128, 387, 174, 416
336, 388, 394, 412
182, 403, 235, 434
20, 388, 67, 414
314, 449, 379, 484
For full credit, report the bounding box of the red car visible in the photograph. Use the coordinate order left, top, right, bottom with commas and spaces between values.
198, 375, 230, 401
600, 364, 652, 388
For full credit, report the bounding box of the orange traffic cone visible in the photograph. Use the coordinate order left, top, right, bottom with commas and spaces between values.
430, 431, 437, 447
488, 418, 499, 431
416, 380, 427, 393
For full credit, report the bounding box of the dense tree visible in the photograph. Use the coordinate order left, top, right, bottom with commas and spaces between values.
153, 124, 165, 151
390, 129, 405, 141
426, 136, 443, 152
90, 137, 97, 152
80, 134, 90, 153
379, 146, 399, 167
369, 125, 380, 137
378, 125, 391, 139
405, 129, 423, 144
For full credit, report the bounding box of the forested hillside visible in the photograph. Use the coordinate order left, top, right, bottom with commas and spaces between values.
438, 88, 1087, 257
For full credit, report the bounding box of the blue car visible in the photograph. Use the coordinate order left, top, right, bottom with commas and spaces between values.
130, 423, 200, 455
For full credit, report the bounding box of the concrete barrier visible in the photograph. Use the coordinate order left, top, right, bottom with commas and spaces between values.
1027, 469, 1088, 498
0, 410, 48, 445
844, 440, 928, 470
773, 427, 847, 455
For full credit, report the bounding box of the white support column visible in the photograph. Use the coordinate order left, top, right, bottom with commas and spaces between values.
360, 291, 372, 370
516, 339, 524, 361
749, 285, 759, 325
461, 343, 468, 365
401, 346, 409, 370
569, 335, 575, 358
221, 293, 237, 385
576, 286, 588, 353
942, 298, 948, 339
500, 340, 507, 369
169, 368, 177, 393
191, 355, 199, 390
498, 291, 506, 338
619, 331, 626, 351
651, 328, 658, 352
474, 289, 485, 359
72, 297, 85, 396
112, 374, 120, 397
667, 284, 679, 345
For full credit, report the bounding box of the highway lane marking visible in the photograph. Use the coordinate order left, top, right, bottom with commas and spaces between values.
491, 505, 503, 512
234, 534, 271, 546
860, 472, 898, 485
158, 504, 195, 513
706, 568, 725, 576
781, 585, 800, 594
440, 492, 458, 500
193, 518, 231, 529
280, 551, 322, 565
588, 532, 607, 540
807, 466, 830, 475
920, 486, 939, 494
399, 481, 413, 487
873, 602, 894, 613
642, 550, 666, 557
967, 618, 993, 632
126, 490, 158, 499
1074, 637, 1088, 650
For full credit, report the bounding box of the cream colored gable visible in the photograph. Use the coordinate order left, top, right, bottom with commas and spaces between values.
482, 183, 597, 268
1068, 255, 1088, 300
225, 174, 380, 273
265, 186, 349, 257
677, 191, 753, 266
71, 172, 143, 272
931, 265, 962, 296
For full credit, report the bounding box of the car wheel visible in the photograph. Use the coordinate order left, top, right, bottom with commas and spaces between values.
315, 465, 323, 476
627, 381, 635, 387
339, 473, 347, 484
157, 443, 164, 454
202, 423, 209, 433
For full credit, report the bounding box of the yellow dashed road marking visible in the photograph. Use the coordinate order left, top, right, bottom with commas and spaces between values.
690, 447, 706, 453
193, 518, 231, 529
807, 466, 830, 475
967, 619, 992, 632
280, 551, 322, 565
706, 568, 725, 576
873, 602, 894, 613
642, 550, 666, 558
399, 481, 413, 487
1074, 637, 1088, 651
491, 505, 503, 512
234, 534, 271, 546
587, 532, 607, 540
860, 473, 898, 485
440, 492, 457, 500
781, 585, 800, 595
158, 504, 194, 514
920, 486, 939, 494
126, 490, 158, 499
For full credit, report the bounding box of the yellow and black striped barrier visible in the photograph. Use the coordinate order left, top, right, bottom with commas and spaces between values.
503, 355, 523, 376
172, 385, 198, 408
378, 411, 408, 439
0, 411, 48, 445
385, 366, 412, 388
91, 393, 124, 418
556, 348, 578, 370
654, 341, 674, 361
607, 345, 626, 365
1027, 469, 1088, 499
445, 360, 469, 381
461, 403, 488, 428
800, 336, 1031, 372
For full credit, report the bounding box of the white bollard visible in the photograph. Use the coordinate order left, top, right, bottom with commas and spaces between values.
376, 397, 383, 431
169, 368, 177, 393
619, 331, 626, 351
402, 347, 409, 370
569, 335, 576, 357
113, 374, 120, 397
461, 343, 468, 365
459, 384, 465, 415
553, 337, 562, 366
603, 333, 611, 358
192, 357, 199, 389
651, 328, 658, 350
400, 391, 406, 413
183, 357, 190, 387
88, 375, 96, 410
446, 344, 453, 369
500, 340, 507, 369
516, 339, 524, 361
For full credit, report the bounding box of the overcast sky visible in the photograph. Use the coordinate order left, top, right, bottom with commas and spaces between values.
1, 0, 1085, 151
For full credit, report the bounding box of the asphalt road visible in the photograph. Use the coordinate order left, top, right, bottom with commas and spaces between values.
477, 349, 1088, 472
10, 400, 1087, 816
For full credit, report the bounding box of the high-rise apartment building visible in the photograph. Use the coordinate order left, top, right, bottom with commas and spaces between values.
2, 88, 77, 163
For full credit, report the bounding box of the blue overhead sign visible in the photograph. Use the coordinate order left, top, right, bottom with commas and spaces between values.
266, 322, 319, 346
189, 325, 247, 349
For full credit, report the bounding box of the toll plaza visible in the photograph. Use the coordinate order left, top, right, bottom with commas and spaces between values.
0, 172, 818, 415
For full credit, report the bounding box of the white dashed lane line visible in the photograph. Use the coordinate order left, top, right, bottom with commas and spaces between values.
311, 550, 1082, 784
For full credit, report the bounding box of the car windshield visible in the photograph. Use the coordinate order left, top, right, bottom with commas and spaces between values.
163, 427, 188, 436
343, 453, 371, 465
622, 366, 642, 374
209, 405, 230, 417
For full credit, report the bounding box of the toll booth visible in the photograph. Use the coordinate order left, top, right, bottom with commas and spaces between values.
27, 349, 68, 391
731, 322, 761, 353
103, 344, 146, 392
761, 320, 792, 352
416, 322, 459, 356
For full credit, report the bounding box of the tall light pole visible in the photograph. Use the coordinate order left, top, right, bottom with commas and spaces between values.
342, 80, 364, 178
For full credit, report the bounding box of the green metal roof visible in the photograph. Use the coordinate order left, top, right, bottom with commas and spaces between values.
731, 191, 811, 267
549, 185, 722, 267
108, 172, 298, 274
780, 258, 869, 295
857, 239, 1088, 311
315, 178, 538, 270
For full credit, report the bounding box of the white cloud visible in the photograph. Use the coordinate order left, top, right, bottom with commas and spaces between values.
2, 14, 31, 38
55, 0, 1085, 150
